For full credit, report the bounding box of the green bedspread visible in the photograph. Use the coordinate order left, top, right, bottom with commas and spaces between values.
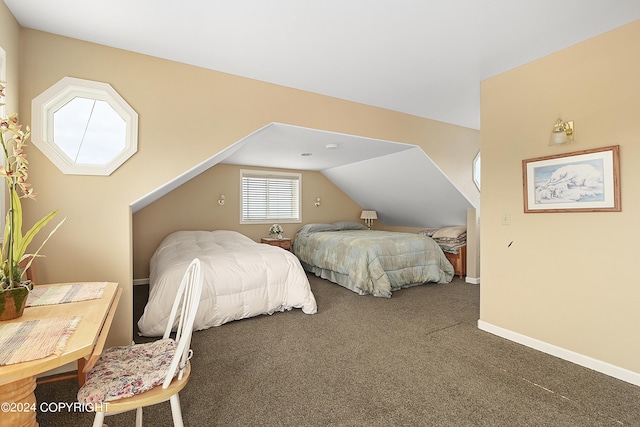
293, 229, 454, 297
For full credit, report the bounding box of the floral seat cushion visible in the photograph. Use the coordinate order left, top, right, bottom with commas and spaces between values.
77, 338, 177, 404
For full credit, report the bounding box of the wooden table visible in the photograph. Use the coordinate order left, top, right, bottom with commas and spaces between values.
0, 282, 121, 427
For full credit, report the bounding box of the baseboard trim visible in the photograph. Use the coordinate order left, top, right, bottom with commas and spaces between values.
477, 320, 640, 387
133, 278, 149, 286
465, 276, 480, 284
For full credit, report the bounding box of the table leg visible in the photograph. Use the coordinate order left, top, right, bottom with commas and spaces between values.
0, 375, 38, 426
77, 358, 87, 387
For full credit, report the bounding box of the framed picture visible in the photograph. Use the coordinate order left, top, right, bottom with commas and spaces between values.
522, 145, 620, 213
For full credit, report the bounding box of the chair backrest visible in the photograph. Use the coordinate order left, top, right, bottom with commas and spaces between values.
161, 258, 204, 388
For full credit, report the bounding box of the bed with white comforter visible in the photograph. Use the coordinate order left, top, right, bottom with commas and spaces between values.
137, 230, 317, 336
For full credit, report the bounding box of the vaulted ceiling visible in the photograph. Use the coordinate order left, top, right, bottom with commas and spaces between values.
221, 124, 474, 227
8, 1, 640, 227
7, 1, 640, 129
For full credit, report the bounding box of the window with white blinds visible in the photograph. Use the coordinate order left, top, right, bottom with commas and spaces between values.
240, 170, 301, 223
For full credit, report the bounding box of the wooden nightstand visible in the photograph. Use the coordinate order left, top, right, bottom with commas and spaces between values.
261, 237, 292, 250
443, 245, 466, 279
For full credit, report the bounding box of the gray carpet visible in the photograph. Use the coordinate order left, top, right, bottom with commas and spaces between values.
35, 275, 640, 426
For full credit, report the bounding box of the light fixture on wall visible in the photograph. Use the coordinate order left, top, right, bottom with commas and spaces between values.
218, 194, 225, 206
315, 197, 321, 207
549, 118, 574, 145
360, 210, 377, 229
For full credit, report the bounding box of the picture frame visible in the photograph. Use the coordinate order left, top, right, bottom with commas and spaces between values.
522, 145, 620, 213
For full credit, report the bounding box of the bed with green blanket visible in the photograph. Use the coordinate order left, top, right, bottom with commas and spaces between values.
292, 222, 454, 297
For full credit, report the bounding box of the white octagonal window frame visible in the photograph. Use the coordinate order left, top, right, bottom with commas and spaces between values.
472, 150, 481, 191
32, 77, 138, 176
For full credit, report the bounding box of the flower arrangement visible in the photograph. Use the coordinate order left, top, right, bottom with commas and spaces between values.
269, 224, 283, 237
0, 83, 64, 289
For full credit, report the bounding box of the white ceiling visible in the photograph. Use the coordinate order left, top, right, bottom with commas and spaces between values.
130, 122, 474, 227
6, 0, 640, 130
10, 1, 640, 227
222, 123, 415, 171
223, 124, 474, 227
322, 146, 472, 227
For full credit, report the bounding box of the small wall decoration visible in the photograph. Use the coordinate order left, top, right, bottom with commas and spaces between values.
523, 145, 620, 213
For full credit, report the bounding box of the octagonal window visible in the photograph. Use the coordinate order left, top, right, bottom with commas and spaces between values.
472, 151, 481, 191
32, 77, 138, 176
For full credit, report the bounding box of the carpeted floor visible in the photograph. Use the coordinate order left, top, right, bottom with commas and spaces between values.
35, 275, 640, 426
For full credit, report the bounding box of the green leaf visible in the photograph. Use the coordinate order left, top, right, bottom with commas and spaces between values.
1, 209, 10, 262
20, 217, 66, 280
0, 189, 64, 284
9, 190, 23, 264
14, 208, 60, 263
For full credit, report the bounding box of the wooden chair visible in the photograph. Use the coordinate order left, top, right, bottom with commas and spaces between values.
78, 258, 203, 427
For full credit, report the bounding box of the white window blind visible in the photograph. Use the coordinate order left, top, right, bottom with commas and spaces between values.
241, 170, 301, 223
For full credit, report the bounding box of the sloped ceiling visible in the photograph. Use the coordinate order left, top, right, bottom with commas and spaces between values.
133, 123, 474, 228
322, 148, 471, 227
9, 1, 638, 227
220, 122, 416, 171
6, 1, 640, 130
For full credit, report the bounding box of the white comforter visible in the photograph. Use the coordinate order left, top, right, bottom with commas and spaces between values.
137, 230, 317, 336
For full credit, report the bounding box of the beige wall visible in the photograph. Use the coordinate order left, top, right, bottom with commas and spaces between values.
0, 1, 19, 114
16, 26, 478, 346
480, 21, 640, 377
0, 2, 20, 232
132, 164, 363, 279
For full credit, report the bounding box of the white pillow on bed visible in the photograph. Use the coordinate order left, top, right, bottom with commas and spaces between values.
332, 221, 368, 231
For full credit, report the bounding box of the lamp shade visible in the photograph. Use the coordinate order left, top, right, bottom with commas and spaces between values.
360, 210, 377, 220
549, 119, 574, 145
550, 130, 573, 145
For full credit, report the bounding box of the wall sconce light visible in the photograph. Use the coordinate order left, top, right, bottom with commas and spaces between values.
549, 118, 574, 145
360, 210, 377, 229
315, 197, 321, 207
218, 194, 225, 206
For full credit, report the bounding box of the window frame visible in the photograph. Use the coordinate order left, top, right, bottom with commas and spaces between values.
31, 76, 138, 176
472, 151, 481, 191
240, 169, 302, 224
